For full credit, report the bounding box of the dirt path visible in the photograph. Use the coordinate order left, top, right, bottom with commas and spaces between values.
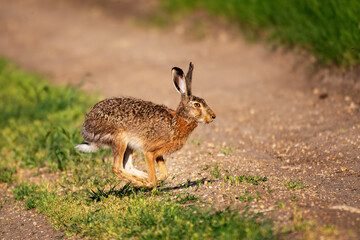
0, 0, 359, 239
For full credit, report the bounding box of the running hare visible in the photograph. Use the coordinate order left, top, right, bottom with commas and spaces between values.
75, 62, 216, 188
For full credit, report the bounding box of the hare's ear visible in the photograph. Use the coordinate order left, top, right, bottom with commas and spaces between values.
185, 62, 193, 96
172, 67, 187, 96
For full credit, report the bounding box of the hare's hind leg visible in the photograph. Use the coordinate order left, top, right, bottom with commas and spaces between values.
112, 139, 150, 188
123, 147, 148, 179
156, 156, 168, 182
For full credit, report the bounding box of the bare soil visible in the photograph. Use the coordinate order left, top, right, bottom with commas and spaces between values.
0, 184, 67, 240
0, 0, 359, 239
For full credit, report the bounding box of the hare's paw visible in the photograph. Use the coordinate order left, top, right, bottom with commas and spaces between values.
158, 173, 169, 182
132, 178, 154, 189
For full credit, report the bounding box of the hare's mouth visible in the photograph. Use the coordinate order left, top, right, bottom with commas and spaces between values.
205, 119, 214, 124
200, 116, 215, 124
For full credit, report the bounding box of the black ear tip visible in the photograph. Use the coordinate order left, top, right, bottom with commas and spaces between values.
172, 67, 183, 75
189, 62, 194, 68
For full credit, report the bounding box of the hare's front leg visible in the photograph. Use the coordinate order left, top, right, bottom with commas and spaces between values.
156, 156, 168, 182
145, 152, 157, 187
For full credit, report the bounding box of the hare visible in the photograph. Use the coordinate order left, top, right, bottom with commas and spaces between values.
75, 62, 216, 188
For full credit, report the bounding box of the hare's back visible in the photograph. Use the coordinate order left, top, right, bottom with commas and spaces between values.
85, 97, 173, 130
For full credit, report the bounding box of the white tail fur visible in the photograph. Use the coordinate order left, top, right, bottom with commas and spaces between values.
75, 142, 99, 153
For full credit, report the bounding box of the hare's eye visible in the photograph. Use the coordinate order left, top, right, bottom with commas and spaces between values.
193, 102, 201, 108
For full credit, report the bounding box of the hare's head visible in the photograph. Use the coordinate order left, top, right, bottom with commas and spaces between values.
172, 62, 216, 124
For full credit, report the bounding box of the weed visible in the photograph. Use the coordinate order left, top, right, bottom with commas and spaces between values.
210, 163, 221, 178
202, 164, 210, 171
290, 194, 298, 202
224, 174, 268, 185
276, 201, 285, 209
87, 184, 141, 202
219, 145, 232, 155
238, 192, 255, 202
237, 191, 261, 202
194, 178, 205, 191
263, 185, 273, 194
171, 178, 209, 190
174, 192, 200, 204
284, 180, 307, 190
190, 137, 202, 146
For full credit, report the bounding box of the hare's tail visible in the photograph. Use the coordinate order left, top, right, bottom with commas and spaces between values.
75, 142, 99, 153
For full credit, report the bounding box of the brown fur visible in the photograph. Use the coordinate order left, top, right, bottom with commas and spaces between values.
76, 63, 215, 188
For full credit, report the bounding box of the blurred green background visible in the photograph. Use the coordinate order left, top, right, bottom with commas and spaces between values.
162, 0, 360, 67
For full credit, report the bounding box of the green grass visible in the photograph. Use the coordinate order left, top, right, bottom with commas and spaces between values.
1, 58, 277, 239
0, 165, 17, 183
161, 0, 360, 67
0, 58, 108, 172
12, 181, 276, 239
